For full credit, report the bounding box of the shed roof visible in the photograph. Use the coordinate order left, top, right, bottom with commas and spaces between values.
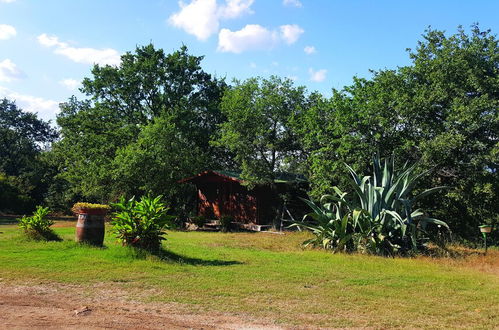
179, 170, 307, 185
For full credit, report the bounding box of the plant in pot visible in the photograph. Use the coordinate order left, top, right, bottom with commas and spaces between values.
72, 202, 111, 246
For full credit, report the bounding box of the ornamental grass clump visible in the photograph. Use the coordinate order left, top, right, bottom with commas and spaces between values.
291, 155, 450, 256
18, 205, 60, 241
72, 202, 111, 214
111, 195, 169, 253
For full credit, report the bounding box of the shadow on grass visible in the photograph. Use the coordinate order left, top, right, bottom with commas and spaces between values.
23, 229, 63, 242
159, 249, 242, 266
128, 247, 242, 266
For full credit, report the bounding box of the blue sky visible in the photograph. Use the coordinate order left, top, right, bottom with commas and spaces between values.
1, 0, 499, 122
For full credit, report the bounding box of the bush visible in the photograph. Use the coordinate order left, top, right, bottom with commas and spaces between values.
72, 202, 110, 214
291, 155, 450, 256
219, 215, 233, 232
111, 195, 169, 252
191, 215, 206, 228
18, 206, 59, 241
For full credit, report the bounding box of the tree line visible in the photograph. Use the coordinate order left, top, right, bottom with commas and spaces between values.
1, 25, 497, 240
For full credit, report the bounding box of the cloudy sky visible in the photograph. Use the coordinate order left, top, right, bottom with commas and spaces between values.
1, 0, 498, 122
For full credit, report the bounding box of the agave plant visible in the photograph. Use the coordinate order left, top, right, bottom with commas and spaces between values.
293, 155, 450, 256
289, 193, 353, 252
344, 155, 449, 254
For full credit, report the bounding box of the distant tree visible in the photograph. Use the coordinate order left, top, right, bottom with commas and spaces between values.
0, 99, 58, 213
0, 98, 57, 176
214, 76, 307, 185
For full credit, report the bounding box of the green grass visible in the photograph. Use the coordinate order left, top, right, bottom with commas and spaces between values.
1, 222, 498, 328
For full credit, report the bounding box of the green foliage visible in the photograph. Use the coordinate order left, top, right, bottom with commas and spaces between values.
0, 98, 58, 176
296, 25, 498, 241
12, 25, 496, 243
111, 114, 208, 208
72, 202, 110, 213
0, 172, 35, 213
111, 195, 170, 252
52, 44, 226, 204
0, 99, 58, 213
214, 76, 306, 186
292, 155, 449, 256
18, 205, 58, 240
219, 215, 233, 232
289, 196, 353, 251
191, 215, 206, 228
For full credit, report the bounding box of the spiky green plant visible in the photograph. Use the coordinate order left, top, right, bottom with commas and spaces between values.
345, 155, 449, 254
289, 193, 353, 252
292, 155, 450, 256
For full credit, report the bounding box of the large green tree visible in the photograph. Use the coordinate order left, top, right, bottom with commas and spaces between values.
214, 76, 307, 185
298, 25, 499, 239
53, 45, 226, 204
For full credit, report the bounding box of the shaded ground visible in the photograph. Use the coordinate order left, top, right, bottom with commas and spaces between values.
0, 282, 283, 330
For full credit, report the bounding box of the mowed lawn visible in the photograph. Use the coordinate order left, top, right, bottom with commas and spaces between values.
0, 221, 498, 328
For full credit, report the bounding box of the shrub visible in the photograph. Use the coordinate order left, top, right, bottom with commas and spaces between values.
18, 206, 58, 240
291, 155, 450, 256
72, 202, 110, 214
111, 195, 169, 252
191, 215, 206, 228
219, 215, 233, 232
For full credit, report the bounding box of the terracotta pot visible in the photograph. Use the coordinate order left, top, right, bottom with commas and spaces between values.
75, 208, 107, 246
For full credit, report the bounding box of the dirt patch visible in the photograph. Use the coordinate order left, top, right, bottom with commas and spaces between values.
0, 282, 286, 329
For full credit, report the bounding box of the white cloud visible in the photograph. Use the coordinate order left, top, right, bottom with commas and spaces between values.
249, 62, 257, 68
287, 75, 298, 81
280, 24, 304, 45
0, 86, 60, 121
168, 0, 254, 41
283, 0, 302, 8
59, 78, 80, 91
169, 0, 219, 41
304, 45, 316, 55
308, 68, 327, 82
218, 23, 304, 53
0, 59, 25, 82
37, 33, 121, 66
37, 33, 60, 47
219, 0, 254, 19
218, 24, 277, 53
0, 0, 17, 3
0, 24, 16, 40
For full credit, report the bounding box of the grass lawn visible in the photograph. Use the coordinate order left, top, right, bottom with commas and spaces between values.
1, 222, 498, 328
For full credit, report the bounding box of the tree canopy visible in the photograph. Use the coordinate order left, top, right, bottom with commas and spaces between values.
214, 76, 306, 185
1, 25, 497, 241
296, 25, 498, 237
52, 44, 226, 206
0, 99, 58, 213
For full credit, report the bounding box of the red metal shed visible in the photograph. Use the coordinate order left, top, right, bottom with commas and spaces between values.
180, 170, 306, 225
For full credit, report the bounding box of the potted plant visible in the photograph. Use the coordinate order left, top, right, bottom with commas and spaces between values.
72, 202, 110, 246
